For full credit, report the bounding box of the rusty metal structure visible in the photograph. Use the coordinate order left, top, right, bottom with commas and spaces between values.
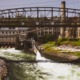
0, 1, 80, 46
0, 6, 80, 27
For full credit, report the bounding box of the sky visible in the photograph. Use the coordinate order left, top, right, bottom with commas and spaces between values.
0, 0, 80, 10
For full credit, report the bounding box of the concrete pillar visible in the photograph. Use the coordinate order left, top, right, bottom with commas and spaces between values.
60, 1, 66, 38
77, 27, 80, 38
61, 1, 66, 21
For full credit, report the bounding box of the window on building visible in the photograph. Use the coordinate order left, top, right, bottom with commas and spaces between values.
45, 32, 48, 34
13, 31, 14, 34
41, 32, 44, 35
6, 31, 7, 34
79, 29, 80, 37
9, 27, 15, 29
23, 31, 24, 33
2, 31, 4, 34
9, 32, 11, 34
49, 32, 52, 34
19, 31, 21, 33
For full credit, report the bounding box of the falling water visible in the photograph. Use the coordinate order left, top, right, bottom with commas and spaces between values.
0, 48, 80, 80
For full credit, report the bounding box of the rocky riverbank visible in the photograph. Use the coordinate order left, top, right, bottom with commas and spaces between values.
41, 50, 80, 63
0, 59, 7, 80
39, 43, 80, 63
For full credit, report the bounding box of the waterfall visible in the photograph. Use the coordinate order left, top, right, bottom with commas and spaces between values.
31, 38, 47, 61
33, 45, 46, 61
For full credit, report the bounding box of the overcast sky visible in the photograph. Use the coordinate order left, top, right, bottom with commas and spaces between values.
0, 0, 80, 9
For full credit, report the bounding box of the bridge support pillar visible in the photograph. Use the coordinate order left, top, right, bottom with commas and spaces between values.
60, 1, 66, 38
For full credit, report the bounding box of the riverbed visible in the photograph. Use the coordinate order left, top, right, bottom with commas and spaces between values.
0, 48, 80, 80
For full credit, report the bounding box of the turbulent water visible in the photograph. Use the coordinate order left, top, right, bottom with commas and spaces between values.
0, 48, 80, 80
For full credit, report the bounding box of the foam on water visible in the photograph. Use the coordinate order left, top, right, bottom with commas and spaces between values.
0, 48, 27, 60
0, 47, 80, 80
35, 45, 80, 80
0, 48, 21, 54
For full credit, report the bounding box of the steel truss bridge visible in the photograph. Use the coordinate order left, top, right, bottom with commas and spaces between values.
0, 7, 80, 27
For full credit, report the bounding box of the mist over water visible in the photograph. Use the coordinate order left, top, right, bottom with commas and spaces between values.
0, 48, 80, 80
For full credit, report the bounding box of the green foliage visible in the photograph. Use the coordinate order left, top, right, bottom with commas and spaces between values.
41, 41, 61, 54
43, 41, 56, 49
57, 38, 80, 46
38, 34, 55, 43
69, 41, 80, 46
69, 38, 80, 41
70, 52, 80, 57
58, 38, 68, 42
44, 47, 60, 53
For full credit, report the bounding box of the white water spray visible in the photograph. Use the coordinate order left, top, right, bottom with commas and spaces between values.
34, 45, 80, 80
0, 47, 80, 80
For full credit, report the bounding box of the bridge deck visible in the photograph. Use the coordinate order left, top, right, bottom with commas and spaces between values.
0, 7, 80, 27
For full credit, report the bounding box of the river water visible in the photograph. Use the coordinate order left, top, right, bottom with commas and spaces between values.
0, 48, 80, 80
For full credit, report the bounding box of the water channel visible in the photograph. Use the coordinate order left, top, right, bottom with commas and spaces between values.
0, 48, 80, 80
